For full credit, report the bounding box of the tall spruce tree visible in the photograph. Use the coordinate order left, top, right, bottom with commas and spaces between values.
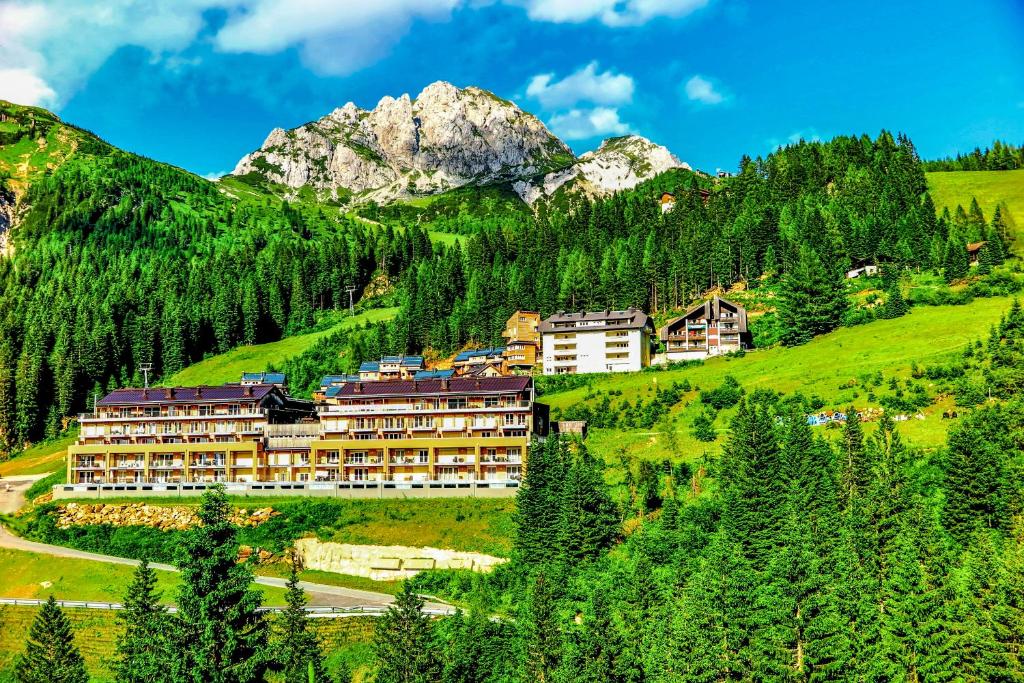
777, 245, 848, 346
172, 485, 269, 683
113, 561, 172, 683
14, 596, 89, 683
373, 582, 439, 683
276, 564, 328, 683
513, 436, 569, 566
557, 445, 620, 564
522, 572, 562, 683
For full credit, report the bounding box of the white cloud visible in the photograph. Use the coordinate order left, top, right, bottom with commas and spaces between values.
0, 0, 712, 107
518, 0, 710, 26
548, 107, 631, 140
684, 74, 724, 105
526, 62, 633, 109
201, 170, 229, 180
0, 68, 57, 107
213, 0, 459, 76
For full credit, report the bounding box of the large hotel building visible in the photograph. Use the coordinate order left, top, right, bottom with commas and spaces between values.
68, 374, 548, 488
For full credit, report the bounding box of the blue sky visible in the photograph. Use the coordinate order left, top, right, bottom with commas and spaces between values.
2, 0, 1022, 177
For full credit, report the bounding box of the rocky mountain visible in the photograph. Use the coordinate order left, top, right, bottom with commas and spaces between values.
230, 82, 688, 205
512, 135, 689, 205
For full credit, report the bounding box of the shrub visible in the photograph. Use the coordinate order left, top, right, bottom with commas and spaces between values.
700, 375, 744, 410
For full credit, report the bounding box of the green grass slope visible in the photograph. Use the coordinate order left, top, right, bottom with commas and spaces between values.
542, 296, 1017, 466
163, 307, 398, 387
927, 169, 1024, 248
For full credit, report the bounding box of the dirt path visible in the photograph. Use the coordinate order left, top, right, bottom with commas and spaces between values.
0, 524, 447, 611
0, 474, 47, 514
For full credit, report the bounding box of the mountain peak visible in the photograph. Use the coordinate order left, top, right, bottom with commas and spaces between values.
230, 84, 685, 205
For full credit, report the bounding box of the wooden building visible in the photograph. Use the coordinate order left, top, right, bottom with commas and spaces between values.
658, 296, 750, 361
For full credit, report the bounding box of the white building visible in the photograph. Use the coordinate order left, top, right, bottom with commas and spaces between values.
540, 308, 653, 375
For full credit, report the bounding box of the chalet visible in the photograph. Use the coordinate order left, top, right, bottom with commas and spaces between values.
660, 192, 676, 214
846, 264, 879, 279
501, 311, 541, 369
452, 348, 506, 376
358, 355, 425, 381
540, 308, 653, 375
240, 371, 287, 388
967, 241, 987, 265
658, 296, 750, 361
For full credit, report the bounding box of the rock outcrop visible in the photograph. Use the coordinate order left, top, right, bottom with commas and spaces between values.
55, 502, 278, 531
293, 538, 507, 581
231, 83, 688, 206
513, 134, 689, 204
232, 81, 573, 204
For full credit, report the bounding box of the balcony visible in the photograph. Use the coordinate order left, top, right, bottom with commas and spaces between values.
73, 462, 105, 470
318, 401, 530, 416
437, 455, 475, 465
344, 456, 383, 466
110, 462, 144, 470
470, 419, 498, 430
150, 461, 183, 470
79, 411, 265, 423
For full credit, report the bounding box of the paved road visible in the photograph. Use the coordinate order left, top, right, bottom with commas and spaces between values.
0, 525, 450, 612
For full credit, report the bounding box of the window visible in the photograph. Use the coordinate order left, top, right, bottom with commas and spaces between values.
228, 405, 241, 416
199, 406, 212, 416
416, 449, 429, 464
484, 396, 500, 407
448, 397, 467, 409
143, 407, 160, 417
384, 432, 405, 440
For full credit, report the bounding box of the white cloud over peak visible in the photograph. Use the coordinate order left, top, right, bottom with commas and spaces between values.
526, 62, 634, 110
518, 0, 710, 26
684, 74, 724, 105
548, 107, 631, 140
0, 0, 711, 108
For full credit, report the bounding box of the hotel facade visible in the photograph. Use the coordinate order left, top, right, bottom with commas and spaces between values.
67, 375, 547, 489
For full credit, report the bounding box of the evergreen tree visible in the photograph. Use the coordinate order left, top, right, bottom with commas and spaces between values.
276, 564, 328, 683
172, 485, 269, 683
942, 234, 970, 282
523, 572, 562, 683
690, 410, 717, 442
778, 246, 849, 346
373, 582, 439, 683
513, 436, 569, 566
558, 446, 620, 563
113, 561, 172, 683
14, 595, 89, 683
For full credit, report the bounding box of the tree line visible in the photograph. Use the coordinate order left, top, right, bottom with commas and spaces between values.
924, 139, 1024, 172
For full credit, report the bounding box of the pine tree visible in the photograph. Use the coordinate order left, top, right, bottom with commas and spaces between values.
558, 446, 620, 563
523, 572, 562, 683
276, 564, 328, 683
172, 485, 269, 683
942, 234, 969, 282
513, 436, 569, 566
113, 561, 172, 683
839, 406, 869, 510
690, 410, 717, 442
557, 588, 628, 683
373, 582, 439, 683
778, 245, 849, 346
14, 596, 89, 683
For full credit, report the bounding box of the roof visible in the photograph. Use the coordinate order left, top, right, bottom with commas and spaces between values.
319, 374, 358, 387
658, 296, 748, 340
379, 355, 423, 367
359, 361, 381, 373
453, 347, 506, 362
242, 371, 285, 383
540, 308, 652, 334
966, 241, 987, 253
334, 376, 531, 398
98, 384, 277, 406
413, 369, 455, 380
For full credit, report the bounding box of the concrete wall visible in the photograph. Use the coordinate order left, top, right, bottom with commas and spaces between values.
52, 479, 520, 500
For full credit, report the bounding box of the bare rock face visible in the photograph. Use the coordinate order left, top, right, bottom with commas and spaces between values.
232, 81, 574, 203
0, 185, 13, 255
513, 134, 690, 204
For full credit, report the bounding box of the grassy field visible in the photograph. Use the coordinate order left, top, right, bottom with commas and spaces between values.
0, 432, 76, 477
0, 547, 289, 606
926, 169, 1024, 249
0, 605, 376, 683
163, 307, 398, 387
255, 565, 404, 595
542, 296, 1016, 468
43, 495, 517, 557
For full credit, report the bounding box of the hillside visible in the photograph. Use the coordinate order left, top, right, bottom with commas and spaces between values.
926, 169, 1023, 251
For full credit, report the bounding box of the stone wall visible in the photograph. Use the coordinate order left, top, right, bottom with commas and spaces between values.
55, 502, 278, 531
294, 538, 507, 581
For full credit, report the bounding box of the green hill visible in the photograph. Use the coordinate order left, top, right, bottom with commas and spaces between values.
163, 307, 398, 387
926, 169, 1024, 248
540, 295, 1016, 470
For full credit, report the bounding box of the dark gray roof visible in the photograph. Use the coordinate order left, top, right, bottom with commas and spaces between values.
540, 307, 652, 334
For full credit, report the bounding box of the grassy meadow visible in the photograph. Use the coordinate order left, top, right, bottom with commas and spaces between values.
540, 296, 1017, 470
163, 306, 398, 387
926, 169, 1024, 249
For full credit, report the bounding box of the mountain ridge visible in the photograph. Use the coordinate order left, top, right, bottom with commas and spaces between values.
230, 81, 689, 206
